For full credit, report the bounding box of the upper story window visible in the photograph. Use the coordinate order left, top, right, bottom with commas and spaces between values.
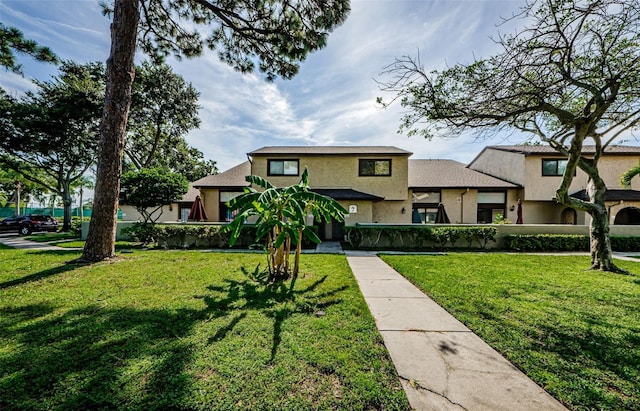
542, 159, 568, 176
268, 159, 299, 176
359, 159, 391, 176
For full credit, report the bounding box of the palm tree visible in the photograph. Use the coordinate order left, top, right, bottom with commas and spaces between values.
226, 168, 346, 280
620, 163, 640, 189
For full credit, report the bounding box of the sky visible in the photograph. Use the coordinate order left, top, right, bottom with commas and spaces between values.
3, 0, 634, 180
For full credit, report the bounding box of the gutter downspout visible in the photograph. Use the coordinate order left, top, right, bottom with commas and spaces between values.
460, 188, 469, 223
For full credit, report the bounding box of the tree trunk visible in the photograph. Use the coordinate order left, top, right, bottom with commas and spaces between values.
589, 207, 617, 271
586, 179, 622, 272
81, 0, 139, 262
61, 181, 72, 231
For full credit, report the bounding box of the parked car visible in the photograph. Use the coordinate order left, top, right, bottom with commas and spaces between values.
0, 214, 59, 235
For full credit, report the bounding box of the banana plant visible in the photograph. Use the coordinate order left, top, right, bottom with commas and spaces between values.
226, 168, 346, 280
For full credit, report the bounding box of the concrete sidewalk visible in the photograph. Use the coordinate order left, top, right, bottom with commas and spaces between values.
346, 254, 567, 411
0, 234, 65, 250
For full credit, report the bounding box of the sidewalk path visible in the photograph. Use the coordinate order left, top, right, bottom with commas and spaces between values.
346, 253, 567, 411
0, 234, 65, 250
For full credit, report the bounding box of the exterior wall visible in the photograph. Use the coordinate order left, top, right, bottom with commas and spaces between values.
199, 188, 220, 222
119, 204, 179, 222
372, 200, 412, 224
442, 189, 467, 224
250, 154, 409, 200
469, 149, 526, 185
458, 189, 478, 224
587, 200, 640, 225
524, 154, 640, 201
339, 200, 373, 225
411, 188, 521, 224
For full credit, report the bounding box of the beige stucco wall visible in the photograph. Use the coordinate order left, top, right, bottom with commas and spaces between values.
339, 200, 373, 225
372, 200, 412, 224
199, 188, 220, 222
119, 204, 179, 222
411, 188, 522, 224
524, 154, 640, 201
250, 154, 410, 200
469, 149, 526, 185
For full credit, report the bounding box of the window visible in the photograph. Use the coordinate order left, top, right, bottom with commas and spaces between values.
412, 207, 438, 224
359, 159, 391, 176
477, 191, 506, 223
220, 191, 244, 221
542, 159, 568, 176
268, 160, 299, 176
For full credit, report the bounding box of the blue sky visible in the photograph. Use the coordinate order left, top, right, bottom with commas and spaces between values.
1, 0, 604, 176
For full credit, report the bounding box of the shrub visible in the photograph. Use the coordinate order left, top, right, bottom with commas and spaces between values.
504, 234, 589, 251
611, 236, 640, 252
122, 223, 320, 250
344, 225, 497, 250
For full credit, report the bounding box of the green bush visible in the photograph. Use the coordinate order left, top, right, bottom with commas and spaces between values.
611, 236, 640, 251
504, 234, 589, 251
344, 225, 497, 250
122, 223, 319, 250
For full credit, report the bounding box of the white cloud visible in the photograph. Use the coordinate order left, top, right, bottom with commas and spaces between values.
2, 0, 638, 182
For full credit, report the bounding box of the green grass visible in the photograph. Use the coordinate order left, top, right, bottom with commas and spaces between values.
24, 232, 79, 243
0, 249, 408, 410
380, 254, 639, 411
47, 240, 142, 251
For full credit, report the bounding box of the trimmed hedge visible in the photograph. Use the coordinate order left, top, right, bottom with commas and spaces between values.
344, 225, 497, 250
504, 234, 640, 252
122, 223, 319, 249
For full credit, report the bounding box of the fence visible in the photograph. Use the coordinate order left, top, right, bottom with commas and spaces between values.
0, 207, 120, 219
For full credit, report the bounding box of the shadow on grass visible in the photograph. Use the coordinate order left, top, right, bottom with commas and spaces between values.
0, 303, 198, 410
201, 266, 347, 362
0, 250, 86, 290
0, 267, 349, 409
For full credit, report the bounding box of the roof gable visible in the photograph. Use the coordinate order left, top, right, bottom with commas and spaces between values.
192, 161, 251, 188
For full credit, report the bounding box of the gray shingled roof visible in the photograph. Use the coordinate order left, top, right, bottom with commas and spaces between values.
192, 161, 251, 188
409, 159, 519, 189
483, 145, 640, 155
248, 146, 412, 156
177, 184, 199, 203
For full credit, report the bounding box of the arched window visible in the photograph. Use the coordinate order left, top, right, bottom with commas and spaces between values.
561, 208, 576, 225
613, 207, 640, 225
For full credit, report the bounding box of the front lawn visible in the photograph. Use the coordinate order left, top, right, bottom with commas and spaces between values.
24, 232, 79, 243
0, 249, 408, 410
381, 254, 639, 411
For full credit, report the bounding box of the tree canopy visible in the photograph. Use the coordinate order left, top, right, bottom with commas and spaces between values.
83, 0, 351, 262
120, 167, 188, 224
126, 61, 216, 181
0, 62, 105, 230
378, 0, 640, 272
0, 23, 58, 74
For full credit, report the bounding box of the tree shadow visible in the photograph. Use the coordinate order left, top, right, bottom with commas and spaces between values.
0, 264, 349, 409
0, 258, 86, 289
199, 265, 347, 362
0, 303, 199, 410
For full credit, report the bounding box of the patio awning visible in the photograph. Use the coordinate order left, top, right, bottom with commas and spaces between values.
313, 189, 384, 202
570, 189, 640, 202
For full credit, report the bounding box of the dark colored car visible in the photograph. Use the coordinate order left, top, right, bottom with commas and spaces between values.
0, 214, 59, 235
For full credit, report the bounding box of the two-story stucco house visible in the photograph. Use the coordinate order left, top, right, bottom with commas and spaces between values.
126, 144, 640, 234
468, 145, 640, 225
192, 146, 414, 240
